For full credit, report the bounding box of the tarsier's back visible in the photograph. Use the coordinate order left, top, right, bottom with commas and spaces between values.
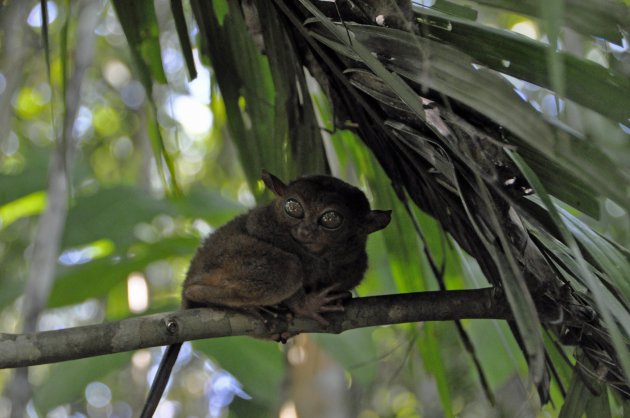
185, 172, 390, 308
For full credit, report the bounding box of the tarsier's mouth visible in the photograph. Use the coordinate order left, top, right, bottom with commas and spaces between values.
294, 238, 325, 254
303, 245, 325, 254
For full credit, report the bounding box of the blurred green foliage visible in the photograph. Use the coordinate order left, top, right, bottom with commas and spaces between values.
0, 0, 629, 418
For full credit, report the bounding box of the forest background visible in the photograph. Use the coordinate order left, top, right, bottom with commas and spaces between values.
0, 1, 629, 418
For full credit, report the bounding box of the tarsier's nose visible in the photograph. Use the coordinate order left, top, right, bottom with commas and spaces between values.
296, 224, 316, 242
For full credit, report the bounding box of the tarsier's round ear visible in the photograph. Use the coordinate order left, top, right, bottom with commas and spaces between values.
261, 169, 287, 196
365, 210, 392, 234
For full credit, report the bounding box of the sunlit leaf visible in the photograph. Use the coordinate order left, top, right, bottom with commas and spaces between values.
13, 87, 48, 119
467, 0, 628, 44
49, 237, 198, 308
110, 0, 166, 84
0, 191, 47, 230
413, 11, 630, 124
92, 105, 121, 137
111, 0, 180, 196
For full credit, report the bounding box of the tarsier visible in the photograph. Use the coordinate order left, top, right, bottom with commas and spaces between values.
140, 170, 391, 418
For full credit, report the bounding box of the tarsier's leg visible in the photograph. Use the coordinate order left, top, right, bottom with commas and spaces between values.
184, 237, 304, 309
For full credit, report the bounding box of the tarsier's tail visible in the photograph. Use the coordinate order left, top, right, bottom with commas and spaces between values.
139, 343, 183, 418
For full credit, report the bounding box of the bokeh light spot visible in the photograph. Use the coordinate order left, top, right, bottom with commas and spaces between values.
85, 382, 112, 408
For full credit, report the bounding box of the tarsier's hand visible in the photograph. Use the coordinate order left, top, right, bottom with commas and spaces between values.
287, 284, 351, 326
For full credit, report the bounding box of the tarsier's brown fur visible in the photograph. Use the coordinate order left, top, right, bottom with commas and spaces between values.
140, 170, 391, 418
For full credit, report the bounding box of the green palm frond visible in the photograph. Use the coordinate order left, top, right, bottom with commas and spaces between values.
111, 0, 180, 195
109, 0, 630, 413
235, 0, 628, 408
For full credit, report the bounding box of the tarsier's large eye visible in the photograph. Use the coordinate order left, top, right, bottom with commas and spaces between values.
284, 199, 304, 218
319, 211, 343, 229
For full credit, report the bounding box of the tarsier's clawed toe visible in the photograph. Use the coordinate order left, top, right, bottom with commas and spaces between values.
257, 304, 289, 321
253, 306, 295, 337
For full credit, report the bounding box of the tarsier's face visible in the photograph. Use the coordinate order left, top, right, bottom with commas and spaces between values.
262, 170, 391, 255
280, 190, 356, 254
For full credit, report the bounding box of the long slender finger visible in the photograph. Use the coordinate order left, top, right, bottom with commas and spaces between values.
307, 312, 330, 326
318, 305, 345, 313
319, 293, 347, 304
319, 283, 341, 294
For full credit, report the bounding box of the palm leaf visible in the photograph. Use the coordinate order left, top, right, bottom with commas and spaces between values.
106, 0, 630, 413
413, 9, 630, 124
111, 0, 180, 195
170, 0, 197, 80
189, 0, 327, 196
464, 0, 629, 44
510, 150, 630, 393
307, 21, 629, 209
264, 0, 630, 407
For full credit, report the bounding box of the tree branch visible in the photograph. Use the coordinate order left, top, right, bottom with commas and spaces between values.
0, 288, 559, 369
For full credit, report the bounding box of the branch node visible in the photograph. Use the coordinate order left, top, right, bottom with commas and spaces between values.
165, 318, 179, 335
